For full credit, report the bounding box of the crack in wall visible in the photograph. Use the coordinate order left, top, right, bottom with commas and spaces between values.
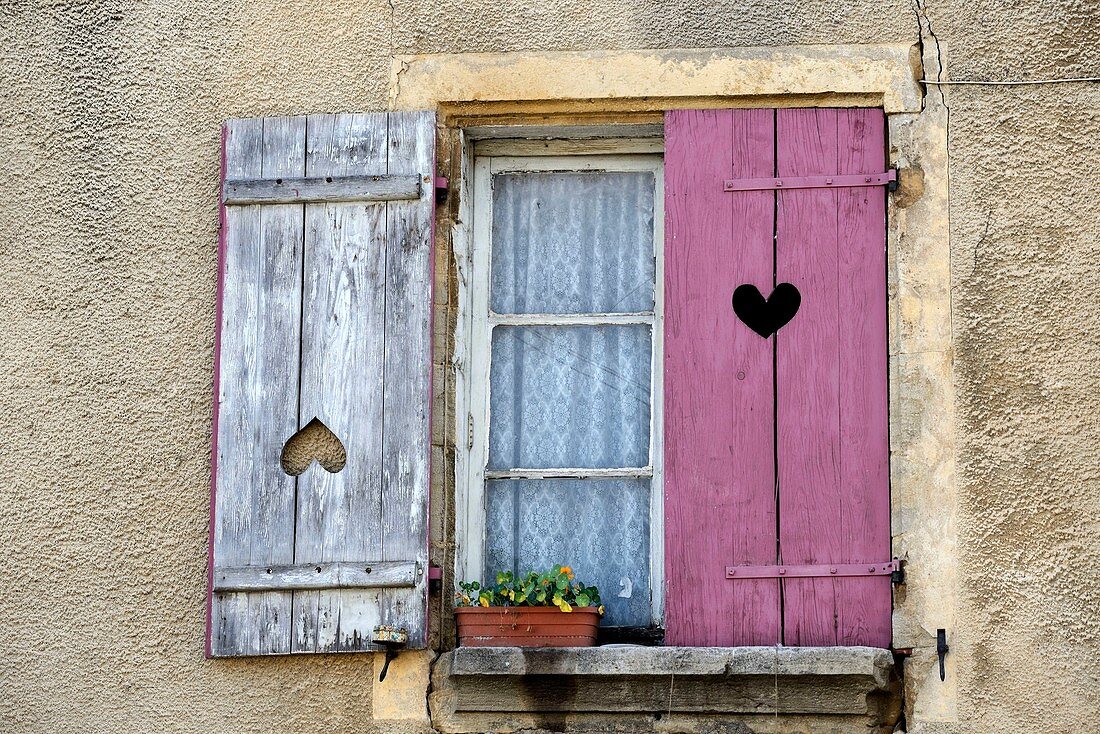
911, 0, 954, 352
913, 0, 948, 108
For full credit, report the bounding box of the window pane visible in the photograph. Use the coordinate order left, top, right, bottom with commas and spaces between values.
488, 325, 651, 470
490, 171, 655, 314
484, 478, 651, 627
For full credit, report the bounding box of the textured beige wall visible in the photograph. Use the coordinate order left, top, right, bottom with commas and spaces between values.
1, 1, 1097, 733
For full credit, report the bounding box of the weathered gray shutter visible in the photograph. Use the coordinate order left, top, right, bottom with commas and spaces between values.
209, 112, 434, 656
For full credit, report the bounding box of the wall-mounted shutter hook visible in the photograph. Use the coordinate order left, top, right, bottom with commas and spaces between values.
372, 625, 408, 682
936, 628, 949, 681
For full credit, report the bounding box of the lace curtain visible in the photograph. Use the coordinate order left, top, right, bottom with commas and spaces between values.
484, 170, 656, 627
485, 478, 652, 626
490, 171, 655, 314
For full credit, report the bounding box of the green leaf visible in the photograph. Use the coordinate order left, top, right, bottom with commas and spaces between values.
576, 593, 590, 607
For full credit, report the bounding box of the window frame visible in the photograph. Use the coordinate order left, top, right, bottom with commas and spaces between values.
455, 145, 666, 626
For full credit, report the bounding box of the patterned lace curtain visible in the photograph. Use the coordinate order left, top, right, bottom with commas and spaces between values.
484, 171, 655, 626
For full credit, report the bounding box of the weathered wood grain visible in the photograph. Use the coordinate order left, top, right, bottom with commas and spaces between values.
776, 108, 890, 647
213, 561, 417, 592
223, 173, 421, 205
212, 118, 262, 658
210, 112, 435, 656
294, 113, 390, 653
663, 109, 780, 646
249, 116, 305, 655
380, 110, 435, 650
212, 116, 303, 656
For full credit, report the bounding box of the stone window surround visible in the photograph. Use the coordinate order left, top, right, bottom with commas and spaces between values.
396, 44, 956, 728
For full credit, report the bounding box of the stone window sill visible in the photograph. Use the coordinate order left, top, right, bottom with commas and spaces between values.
430, 645, 900, 733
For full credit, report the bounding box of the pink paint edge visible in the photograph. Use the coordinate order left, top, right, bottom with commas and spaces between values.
205, 123, 229, 659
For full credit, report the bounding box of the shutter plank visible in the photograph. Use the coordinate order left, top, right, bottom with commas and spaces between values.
380, 110, 435, 649
212, 118, 262, 657
215, 561, 417, 592
224, 173, 421, 205
776, 108, 890, 646
250, 116, 305, 655
212, 117, 303, 655
663, 109, 780, 645
777, 108, 842, 646
834, 109, 890, 645
294, 114, 389, 653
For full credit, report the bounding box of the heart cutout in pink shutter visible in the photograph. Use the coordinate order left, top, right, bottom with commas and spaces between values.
732, 283, 801, 338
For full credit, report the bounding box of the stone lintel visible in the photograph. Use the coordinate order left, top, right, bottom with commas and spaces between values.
391, 45, 924, 114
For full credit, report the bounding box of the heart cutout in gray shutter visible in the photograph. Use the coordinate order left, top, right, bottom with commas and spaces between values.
280, 418, 347, 475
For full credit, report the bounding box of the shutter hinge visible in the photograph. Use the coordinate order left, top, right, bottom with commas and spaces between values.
723, 168, 897, 192
725, 558, 901, 579
435, 176, 450, 205
467, 413, 474, 450
887, 166, 900, 192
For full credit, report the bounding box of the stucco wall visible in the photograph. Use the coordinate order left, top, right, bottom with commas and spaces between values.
1, 1, 1097, 732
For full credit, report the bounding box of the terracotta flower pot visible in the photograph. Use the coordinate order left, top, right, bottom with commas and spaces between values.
455, 606, 600, 647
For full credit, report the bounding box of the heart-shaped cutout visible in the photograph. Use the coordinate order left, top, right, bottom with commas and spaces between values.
280, 418, 347, 475
732, 282, 801, 338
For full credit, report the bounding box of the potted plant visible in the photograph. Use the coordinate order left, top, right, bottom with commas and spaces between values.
454, 566, 604, 647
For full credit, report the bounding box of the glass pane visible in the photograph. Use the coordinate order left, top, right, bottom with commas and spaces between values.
485, 478, 651, 627
488, 325, 651, 470
490, 171, 655, 314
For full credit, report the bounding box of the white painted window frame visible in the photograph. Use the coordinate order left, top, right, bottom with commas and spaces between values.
454, 143, 665, 625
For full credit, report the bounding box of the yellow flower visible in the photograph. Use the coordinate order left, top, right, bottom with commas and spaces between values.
597, 605, 606, 615
479, 596, 489, 607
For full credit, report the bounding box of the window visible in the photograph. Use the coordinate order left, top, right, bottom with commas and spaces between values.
457, 109, 891, 647
460, 151, 664, 628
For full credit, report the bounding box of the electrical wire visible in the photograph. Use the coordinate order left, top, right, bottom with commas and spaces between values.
920, 77, 1100, 86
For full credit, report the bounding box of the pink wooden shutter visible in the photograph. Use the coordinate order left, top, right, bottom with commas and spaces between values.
664, 108, 890, 647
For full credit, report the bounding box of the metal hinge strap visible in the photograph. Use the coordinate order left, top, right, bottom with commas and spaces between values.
723, 169, 897, 192
725, 559, 900, 579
